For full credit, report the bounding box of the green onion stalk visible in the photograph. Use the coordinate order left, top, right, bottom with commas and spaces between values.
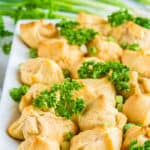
135, 0, 150, 5
0, 0, 135, 22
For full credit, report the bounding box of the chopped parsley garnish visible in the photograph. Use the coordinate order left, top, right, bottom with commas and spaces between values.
108, 9, 150, 29
56, 20, 79, 29
129, 140, 150, 150
134, 17, 150, 29
121, 42, 129, 49
65, 132, 74, 141
123, 123, 134, 133
121, 42, 140, 51
33, 78, 85, 119
78, 61, 130, 91
2, 42, 12, 55
29, 48, 38, 58
87, 46, 97, 55
108, 9, 133, 27
0, 16, 13, 37
56, 20, 98, 45
78, 61, 109, 79
107, 36, 116, 42
115, 95, 124, 112
108, 61, 130, 91
10, 85, 29, 103
63, 69, 71, 78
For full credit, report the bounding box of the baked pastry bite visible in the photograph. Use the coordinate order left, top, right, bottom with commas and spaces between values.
8, 106, 78, 144
122, 50, 150, 78
75, 77, 116, 107
122, 125, 150, 150
111, 21, 150, 52
77, 12, 112, 36
78, 96, 127, 131
70, 126, 122, 150
18, 136, 60, 150
19, 83, 50, 112
88, 36, 122, 61
123, 71, 150, 125
20, 20, 58, 48
38, 38, 83, 70
20, 58, 64, 85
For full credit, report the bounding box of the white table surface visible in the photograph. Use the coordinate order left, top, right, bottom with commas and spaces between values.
0, 17, 15, 95
0, 0, 150, 96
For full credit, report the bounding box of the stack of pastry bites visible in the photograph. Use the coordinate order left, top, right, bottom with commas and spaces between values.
8, 12, 150, 150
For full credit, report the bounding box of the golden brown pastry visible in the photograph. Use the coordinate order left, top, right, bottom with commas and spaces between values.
18, 136, 60, 150
19, 83, 50, 112
123, 72, 150, 125
123, 93, 150, 125
71, 56, 101, 79
70, 126, 122, 150
139, 77, 150, 93
75, 78, 116, 106
111, 21, 150, 52
77, 12, 112, 36
88, 36, 122, 61
8, 106, 78, 143
61, 141, 70, 150
20, 58, 64, 85
38, 38, 83, 70
8, 106, 36, 140
9, 12, 150, 149
122, 126, 150, 150
122, 50, 150, 78
78, 96, 127, 131
20, 20, 58, 48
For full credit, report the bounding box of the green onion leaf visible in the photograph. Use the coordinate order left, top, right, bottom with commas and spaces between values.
0, 16, 13, 37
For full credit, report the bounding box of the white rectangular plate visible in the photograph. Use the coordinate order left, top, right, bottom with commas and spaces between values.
0, 20, 58, 149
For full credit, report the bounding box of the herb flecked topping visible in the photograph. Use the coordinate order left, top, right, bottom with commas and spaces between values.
121, 42, 140, 51
108, 9, 150, 29
33, 78, 85, 119
129, 140, 150, 150
108, 9, 133, 27
56, 20, 98, 45
78, 61, 130, 91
